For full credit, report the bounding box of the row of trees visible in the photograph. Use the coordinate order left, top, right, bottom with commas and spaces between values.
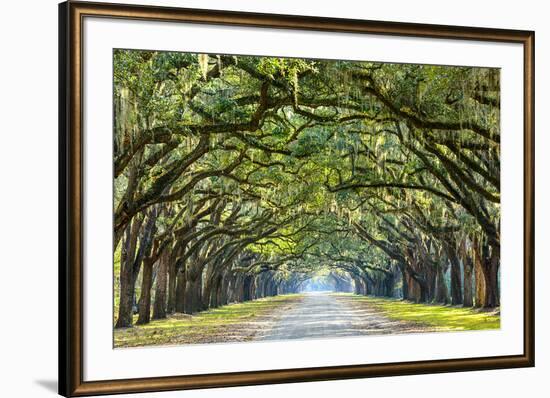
114, 49, 500, 328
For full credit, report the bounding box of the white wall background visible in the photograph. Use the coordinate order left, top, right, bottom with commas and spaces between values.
0, 0, 546, 397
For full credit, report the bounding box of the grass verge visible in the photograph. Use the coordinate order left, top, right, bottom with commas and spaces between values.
114, 294, 303, 348
338, 294, 500, 331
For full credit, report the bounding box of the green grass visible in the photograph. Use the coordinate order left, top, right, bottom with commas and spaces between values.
113, 245, 121, 322
340, 294, 500, 331
114, 294, 303, 348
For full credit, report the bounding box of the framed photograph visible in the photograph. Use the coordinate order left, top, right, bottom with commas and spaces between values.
59, 1, 534, 396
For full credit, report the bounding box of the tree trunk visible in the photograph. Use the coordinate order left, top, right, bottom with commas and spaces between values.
406, 271, 421, 302
434, 263, 449, 304
136, 258, 154, 325
353, 276, 361, 295
182, 275, 203, 314
209, 276, 221, 308
446, 241, 463, 306
353, 276, 367, 295
219, 272, 231, 305
216, 277, 225, 306
243, 275, 253, 301
175, 268, 186, 313
183, 279, 196, 314
115, 218, 141, 328
401, 267, 409, 300
152, 251, 168, 320
383, 273, 395, 297
166, 257, 177, 314
425, 264, 437, 302
235, 274, 245, 302
482, 246, 500, 308
184, 280, 193, 314
473, 238, 486, 307
194, 275, 204, 311
417, 280, 428, 303
463, 257, 474, 307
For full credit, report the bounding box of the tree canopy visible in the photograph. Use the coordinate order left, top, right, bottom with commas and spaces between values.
113, 49, 500, 328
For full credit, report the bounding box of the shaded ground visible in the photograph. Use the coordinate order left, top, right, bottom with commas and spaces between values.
114, 292, 500, 348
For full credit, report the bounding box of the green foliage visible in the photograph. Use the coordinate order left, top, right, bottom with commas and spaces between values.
113, 48, 501, 313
